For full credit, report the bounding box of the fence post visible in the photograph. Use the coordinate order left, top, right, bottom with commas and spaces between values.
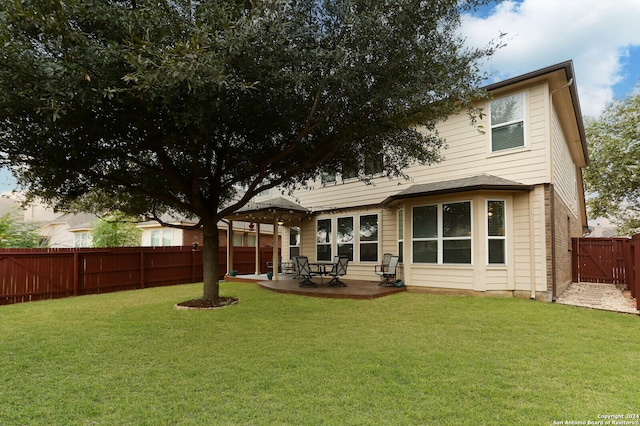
629, 234, 640, 309
73, 251, 79, 296
140, 249, 145, 289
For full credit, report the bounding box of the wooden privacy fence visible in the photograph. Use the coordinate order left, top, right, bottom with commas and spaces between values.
571, 238, 628, 284
572, 236, 640, 310
0, 246, 276, 305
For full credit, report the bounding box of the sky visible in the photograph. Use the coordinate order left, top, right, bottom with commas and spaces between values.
1, 0, 639, 193
460, 0, 640, 117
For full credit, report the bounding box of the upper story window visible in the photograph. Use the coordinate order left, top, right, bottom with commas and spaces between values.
490, 93, 525, 152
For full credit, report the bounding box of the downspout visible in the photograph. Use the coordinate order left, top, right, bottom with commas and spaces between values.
548, 78, 574, 302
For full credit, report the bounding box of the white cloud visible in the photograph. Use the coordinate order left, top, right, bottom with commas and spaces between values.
461, 0, 640, 116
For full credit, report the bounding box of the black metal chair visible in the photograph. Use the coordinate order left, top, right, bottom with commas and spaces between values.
293, 256, 319, 288
374, 253, 392, 281
376, 255, 399, 287
327, 256, 349, 287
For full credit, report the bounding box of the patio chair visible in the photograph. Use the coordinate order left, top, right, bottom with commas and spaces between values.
293, 256, 319, 288
376, 255, 399, 287
374, 253, 392, 277
327, 256, 349, 287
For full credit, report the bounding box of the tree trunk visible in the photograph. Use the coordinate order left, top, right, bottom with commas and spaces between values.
202, 223, 220, 301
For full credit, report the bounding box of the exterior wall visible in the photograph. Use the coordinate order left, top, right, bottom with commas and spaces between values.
552, 108, 578, 216
261, 68, 587, 300
288, 82, 551, 211
512, 186, 548, 299
552, 188, 583, 297
297, 207, 387, 281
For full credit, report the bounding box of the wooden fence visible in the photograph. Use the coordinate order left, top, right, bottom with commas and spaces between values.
0, 246, 276, 305
572, 236, 640, 310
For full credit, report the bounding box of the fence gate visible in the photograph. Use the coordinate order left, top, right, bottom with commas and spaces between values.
572, 238, 628, 284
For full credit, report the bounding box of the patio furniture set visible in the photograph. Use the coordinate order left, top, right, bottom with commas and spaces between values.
272, 254, 400, 289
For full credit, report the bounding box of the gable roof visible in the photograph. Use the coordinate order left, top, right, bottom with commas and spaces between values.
381, 174, 533, 206
226, 197, 311, 225
483, 60, 588, 166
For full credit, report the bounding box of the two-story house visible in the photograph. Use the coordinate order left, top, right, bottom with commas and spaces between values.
243, 61, 588, 302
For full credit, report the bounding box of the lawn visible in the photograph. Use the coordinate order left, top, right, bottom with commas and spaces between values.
1, 282, 638, 425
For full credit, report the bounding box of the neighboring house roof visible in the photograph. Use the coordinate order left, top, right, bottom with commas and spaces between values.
381, 174, 534, 206
42, 212, 98, 230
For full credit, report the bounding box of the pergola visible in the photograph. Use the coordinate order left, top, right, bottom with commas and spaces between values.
224, 197, 312, 280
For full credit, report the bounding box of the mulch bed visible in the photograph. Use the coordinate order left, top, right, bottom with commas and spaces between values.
175, 297, 239, 310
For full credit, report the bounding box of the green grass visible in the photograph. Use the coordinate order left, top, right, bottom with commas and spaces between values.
1, 283, 639, 425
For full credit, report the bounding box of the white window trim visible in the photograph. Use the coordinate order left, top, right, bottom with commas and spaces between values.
487, 199, 507, 266
337, 215, 355, 261
315, 213, 381, 263
316, 217, 333, 261
398, 208, 404, 263
489, 92, 527, 154
358, 213, 380, 263
412, 201, 473, 265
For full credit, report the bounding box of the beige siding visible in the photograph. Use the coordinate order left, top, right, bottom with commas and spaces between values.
512, 187, 548, 294
552, 108, 579, 217
290, 83, 552, 211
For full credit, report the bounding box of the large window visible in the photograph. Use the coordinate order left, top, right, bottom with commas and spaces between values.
359, 214, 378, 262
151, 229, 173, 247
337, 217, 354, 261
315, 214, 379, 262
490, 93, 525, 152
412, 202, 472, 264
487, 200, 506, 264
316, 218, 332, 261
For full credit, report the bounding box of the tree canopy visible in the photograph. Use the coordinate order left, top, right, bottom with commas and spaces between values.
584, 92, 640, 236
91, 211, 141, 247
0, 210, 42, 248
0, 0, 500, 302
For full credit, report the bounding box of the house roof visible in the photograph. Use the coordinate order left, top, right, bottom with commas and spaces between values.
483, 60, 588, 166
225, 197, 311, 226
381, 174, 533, 206
40, 212, 98, 231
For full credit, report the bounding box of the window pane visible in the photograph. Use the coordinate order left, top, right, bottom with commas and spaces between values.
443, 202, 471, 237
398, 209, 404, 238
492, 122, 524, 151
317, 245, 331, 261
360, 215, 378, 241
488, 240, 505, 264
443, 240, 471, 264
289, 227, 300, 246
338, 243, 353, 261
360, 243, 378, 262
491, 94, 524, 125
413, 240, 437, 263
488, 201, 505, 236
337, 217, 354, 243
317, 219, 331, 243
413, 205, 437, 238
398, 241, 404, 263
290, 246, 300, 258
321, 172, 336, 184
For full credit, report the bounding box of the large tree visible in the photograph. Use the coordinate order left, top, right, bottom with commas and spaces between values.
0, 0, 500, 304
584, 92, 640, 236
